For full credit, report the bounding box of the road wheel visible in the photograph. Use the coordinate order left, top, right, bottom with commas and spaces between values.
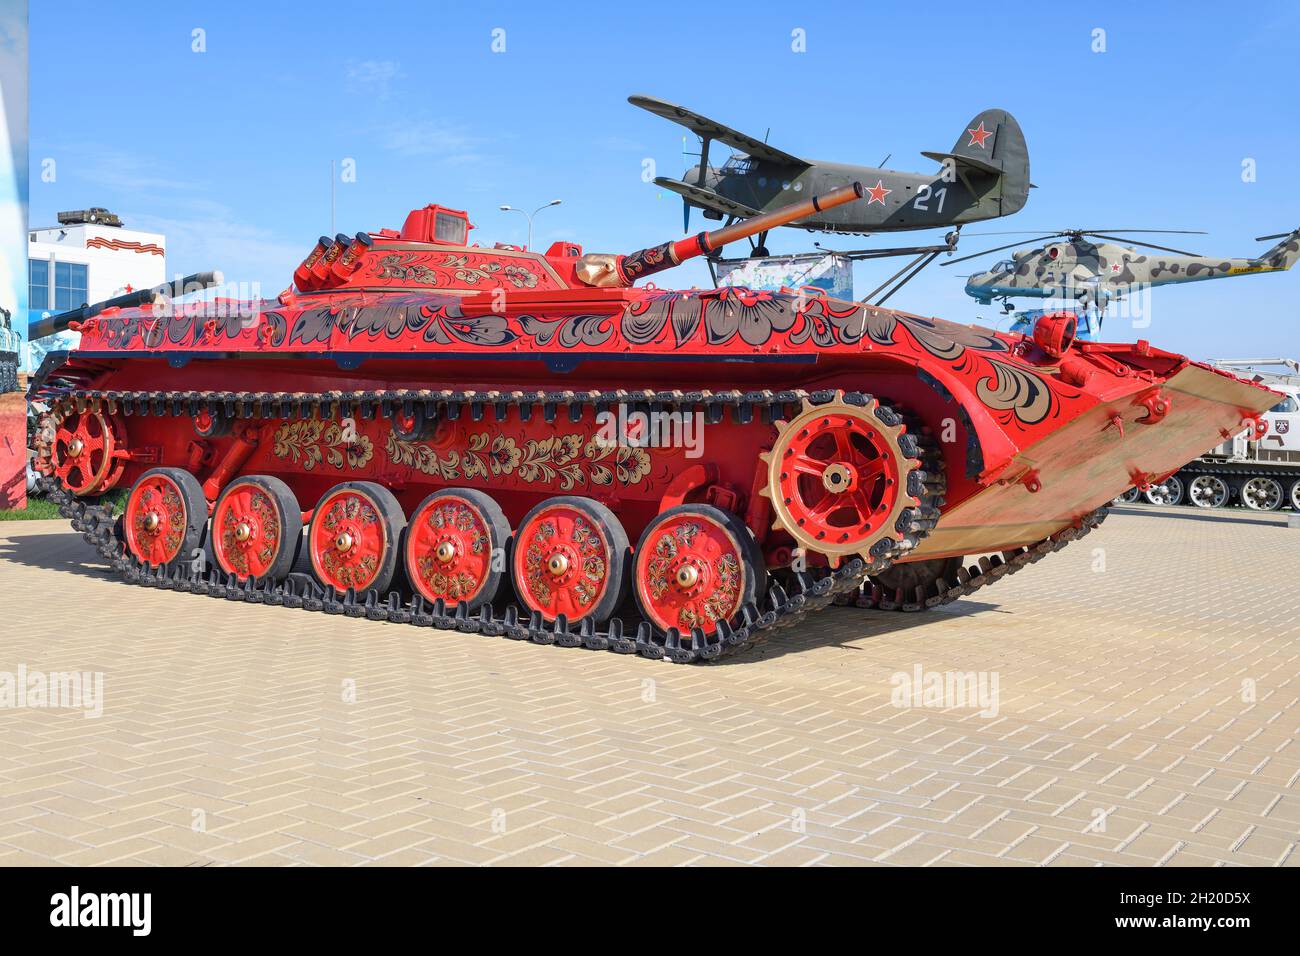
1240, 476, 1283, 511
512, 496, 629, 626
211, 475, 302, 583
123, 467, 207, 569
308, 481, 406, 593
404, 488, 509, 611
1112, 487, 1141, 504
1187, 474, 1229, 509
1290, 478, 1300, 512
633, 504, 766, 637
869, 555, 965, 609
1143, 475, 1183, 506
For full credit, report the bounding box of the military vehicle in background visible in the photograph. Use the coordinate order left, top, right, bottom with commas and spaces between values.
56, 207, 124, 228
1113, 359, 1300, 510
947, 228, 1300, 339
0, 306, 17, 392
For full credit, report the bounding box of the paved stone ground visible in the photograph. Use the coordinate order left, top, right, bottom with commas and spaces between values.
0, 504, 1296, 867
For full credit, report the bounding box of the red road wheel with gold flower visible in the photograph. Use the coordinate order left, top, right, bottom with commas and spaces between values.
308, 481, 407, 594
211, 475, 303, 583
633, 504, 766, 637
404, 488, 509, 611
511, 496, 629, 626
123, 467, 208, 569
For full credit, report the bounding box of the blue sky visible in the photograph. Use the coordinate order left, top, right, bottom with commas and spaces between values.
29, 0, 1299, 359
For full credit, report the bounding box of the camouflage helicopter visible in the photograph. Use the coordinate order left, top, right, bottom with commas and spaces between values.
942, 227, 1300, 337
631, 94, 1031, 256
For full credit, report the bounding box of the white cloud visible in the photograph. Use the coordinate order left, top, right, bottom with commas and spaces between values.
128, 199, 303, 295
345, 60, 402, 100
379, 119, 485, 164
36, 142, 199, 195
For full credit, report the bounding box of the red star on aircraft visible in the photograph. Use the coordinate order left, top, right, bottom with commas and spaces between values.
865, 180, 892, 205
966, 122, 993, 148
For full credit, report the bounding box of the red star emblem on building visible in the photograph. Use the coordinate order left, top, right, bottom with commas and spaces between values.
966, 122, 993, 148
865, 180, 892, 205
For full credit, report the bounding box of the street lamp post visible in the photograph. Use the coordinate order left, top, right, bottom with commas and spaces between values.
498, 199, 562, 251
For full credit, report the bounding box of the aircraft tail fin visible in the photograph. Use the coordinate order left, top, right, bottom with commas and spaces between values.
921, 109, 1030, 216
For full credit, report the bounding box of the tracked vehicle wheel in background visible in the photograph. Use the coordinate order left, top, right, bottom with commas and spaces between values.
1143, 475, 1183, 506
309, 481, 406, 593
1291, 478, 1300, 512
633, 504, 766, 637
512, 496, 629, 626
1112, 487, 1141, 505
1188, 474, 1229, 509
123, 467, 207, 569
404, 488, 509, 611
1240, 476, 1283, 511
211, 475, 302, 583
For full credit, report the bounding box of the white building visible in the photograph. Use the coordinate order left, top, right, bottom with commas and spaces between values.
25, 208, 166, 369
29, 207, 166, 311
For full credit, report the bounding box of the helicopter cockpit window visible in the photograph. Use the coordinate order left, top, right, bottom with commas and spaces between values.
1269, 395, 1298, 413
993, 259, 1015, 273
434, 212, 467, 245
722, 155, 755, 174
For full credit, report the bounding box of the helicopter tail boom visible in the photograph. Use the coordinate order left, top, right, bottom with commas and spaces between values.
1249, 228, 1300, 272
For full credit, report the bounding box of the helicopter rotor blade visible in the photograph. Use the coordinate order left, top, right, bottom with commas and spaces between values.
959, 228, 1207, 237
1073, 229, 1208, 235
1087, 234, 1204, 256
938, 235, 1065, 267
1255, 231, 1294, 242
956, 230, 1072, 237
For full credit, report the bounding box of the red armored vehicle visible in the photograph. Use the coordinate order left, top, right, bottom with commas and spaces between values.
31, 184, 1278, 662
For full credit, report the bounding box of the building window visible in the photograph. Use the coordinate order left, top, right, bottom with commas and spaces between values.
54, 262, 88, 311
30, 259, 49, 310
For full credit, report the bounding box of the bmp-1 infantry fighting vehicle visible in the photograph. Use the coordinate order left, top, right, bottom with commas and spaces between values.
29, 185, 1279, 662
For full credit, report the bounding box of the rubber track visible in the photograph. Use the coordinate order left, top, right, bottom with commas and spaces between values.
839, 507, 1110, 612
42, 387, 948, 664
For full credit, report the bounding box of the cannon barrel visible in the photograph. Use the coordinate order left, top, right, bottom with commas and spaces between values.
575, 182, 866, 288
28, 270, 224, 340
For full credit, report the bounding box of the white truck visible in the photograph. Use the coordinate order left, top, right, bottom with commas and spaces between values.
1116, 359, 1300, 510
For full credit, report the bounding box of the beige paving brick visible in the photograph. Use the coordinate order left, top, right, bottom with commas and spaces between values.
0, 506, 1297, 867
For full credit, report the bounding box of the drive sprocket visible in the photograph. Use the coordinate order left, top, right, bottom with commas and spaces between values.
760, 391, 934, 569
